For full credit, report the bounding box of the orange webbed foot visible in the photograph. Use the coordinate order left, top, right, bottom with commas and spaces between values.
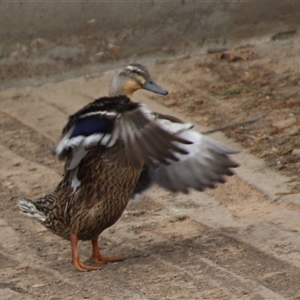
91, 254, 123, 264
71, 234, 100, 272
90, 238, 123, 264
73, 258, 100, 272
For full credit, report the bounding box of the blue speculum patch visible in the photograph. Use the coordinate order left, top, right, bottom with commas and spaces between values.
70, 116, 113, 138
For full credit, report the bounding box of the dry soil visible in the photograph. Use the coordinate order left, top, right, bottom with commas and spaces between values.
1, 35, 300, 299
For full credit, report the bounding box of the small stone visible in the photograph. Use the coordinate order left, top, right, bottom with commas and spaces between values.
292, 149, 300, 156
107, 43, 120, 57
87, 19, 96, 25
32, 284, 46, 288
95, 51, 107, 61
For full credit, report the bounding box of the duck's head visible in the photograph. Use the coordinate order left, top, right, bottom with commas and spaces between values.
109, 63, 168, 97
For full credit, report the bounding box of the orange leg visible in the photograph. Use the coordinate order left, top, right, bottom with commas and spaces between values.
71, 234, 99, 272
90, 238, 123, 264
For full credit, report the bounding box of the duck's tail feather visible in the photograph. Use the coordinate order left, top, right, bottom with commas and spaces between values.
18, 199, 46, 222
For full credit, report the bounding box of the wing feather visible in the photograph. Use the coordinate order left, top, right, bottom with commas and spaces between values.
55, 95, 238, 195
147, 132, 238, 193
55, 96, 192, 172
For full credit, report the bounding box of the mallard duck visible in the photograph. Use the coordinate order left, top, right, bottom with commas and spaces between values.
18, 63, 238, 272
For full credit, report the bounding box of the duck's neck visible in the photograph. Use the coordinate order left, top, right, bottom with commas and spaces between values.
109, 76, 126, 97
109, 75, 135, 98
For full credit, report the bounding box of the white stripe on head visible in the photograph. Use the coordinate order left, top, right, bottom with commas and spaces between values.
125, 65, 147, 78
125, 65, 141, 72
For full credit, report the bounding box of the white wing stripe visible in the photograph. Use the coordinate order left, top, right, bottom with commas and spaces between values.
79, 111, 117, 118
55, 127, 74, 156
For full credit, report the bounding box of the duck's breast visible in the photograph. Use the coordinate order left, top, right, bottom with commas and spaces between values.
68, 159, 142, 240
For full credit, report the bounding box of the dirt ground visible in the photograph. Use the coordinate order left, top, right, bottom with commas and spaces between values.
1, 33, 300, 300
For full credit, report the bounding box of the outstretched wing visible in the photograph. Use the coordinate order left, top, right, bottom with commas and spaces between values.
131, 116, 239, 197
148, 132, 238, 194
55, 96, 191, 172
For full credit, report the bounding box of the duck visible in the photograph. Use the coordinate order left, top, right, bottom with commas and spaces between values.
18, 63, 239, 272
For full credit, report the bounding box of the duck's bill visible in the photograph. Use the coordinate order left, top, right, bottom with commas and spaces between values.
142, 78, 168, 95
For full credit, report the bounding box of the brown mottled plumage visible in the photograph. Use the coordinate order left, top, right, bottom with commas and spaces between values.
49, 148, 142, 241
18, 63, 239, 272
